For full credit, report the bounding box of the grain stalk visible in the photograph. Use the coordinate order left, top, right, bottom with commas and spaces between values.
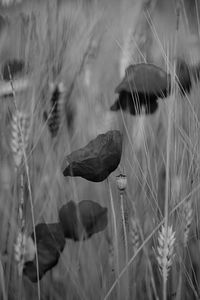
156, 225, 176, 282
183, 199, 193, 247
161, 2, 180, 299
104, 180, 200, 300
120, 194, 128, 265
130, 218, 140, 255
8, 69, 41, 300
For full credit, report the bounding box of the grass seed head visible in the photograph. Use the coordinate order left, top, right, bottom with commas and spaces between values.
156, 225, 176, 281
46, 82, 65, 138
183, 199, 193, 247
130, 218, 140, 254
10, 111, 30, 169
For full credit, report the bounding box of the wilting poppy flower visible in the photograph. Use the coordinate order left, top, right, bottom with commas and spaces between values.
1, 59, 25, 81
23, 223, 65, 282
110, 63, 170, 116
62, 130, 122, 182
59, 200, 108, 241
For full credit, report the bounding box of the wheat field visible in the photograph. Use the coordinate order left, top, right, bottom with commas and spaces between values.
0, 0, 200, 299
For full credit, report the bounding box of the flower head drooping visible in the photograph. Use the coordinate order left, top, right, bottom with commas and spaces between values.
156, 225, 176, 282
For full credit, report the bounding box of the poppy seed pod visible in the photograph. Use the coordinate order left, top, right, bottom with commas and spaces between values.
116, 174, 127, 192
59, 200, 108, 241
111, 63, 170, 116
62, 130, 122, 182
23, 223, 65, 282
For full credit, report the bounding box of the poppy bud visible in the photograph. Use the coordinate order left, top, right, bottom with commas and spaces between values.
116, 174, 127, 192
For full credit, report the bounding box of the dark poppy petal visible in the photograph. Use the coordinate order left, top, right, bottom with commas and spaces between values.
23, 223, 65, 282
176, 59, 192, 94
58, 201, 82, 241
115, 63, 170, 97
59, 200, 108, 241
78, 200, 108, 238
111, 63, 170, 116
62, 130, 122, 182
175, 59, 200, 95
110, 91, 159, 116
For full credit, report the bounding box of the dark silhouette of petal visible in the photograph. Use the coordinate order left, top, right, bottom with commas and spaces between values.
62, 130, 122, 182
59, 201, 81, 241
111, 63, 170, 116
59, 200, 108, 241
78, 200, 108, 238
110, 91, 159, 115
176, 59, 200, 95
1, 59, 25, 81
23, 223, 65, 282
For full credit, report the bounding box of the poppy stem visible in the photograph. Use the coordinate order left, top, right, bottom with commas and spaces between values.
120, 193, 128, 266
107, 179, 120, 299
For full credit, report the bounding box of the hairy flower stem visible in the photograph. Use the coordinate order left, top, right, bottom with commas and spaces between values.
107, 179, 120, 299
120, 193, 128, 266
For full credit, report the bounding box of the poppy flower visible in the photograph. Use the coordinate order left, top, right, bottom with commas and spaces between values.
1, 59, 25, 81
62, 130, 122, 182
59, 200, 108, 241
110, 63, 170, 116
176, 59, 200, 95
23, 223, 65, 282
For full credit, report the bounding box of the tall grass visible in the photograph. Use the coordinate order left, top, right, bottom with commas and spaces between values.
0, 0, 200, 299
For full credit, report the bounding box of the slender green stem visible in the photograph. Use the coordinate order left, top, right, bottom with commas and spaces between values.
104, 181, 200, 300
120, 193, 128, 266
163, 3, 180, 300
107, 179, 120, 299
